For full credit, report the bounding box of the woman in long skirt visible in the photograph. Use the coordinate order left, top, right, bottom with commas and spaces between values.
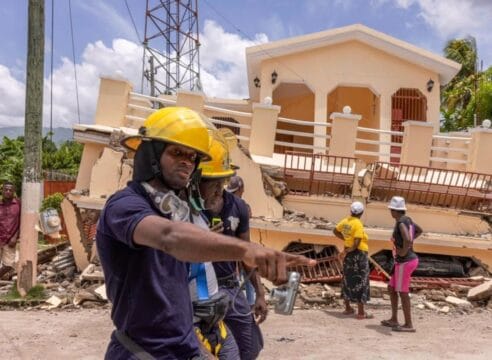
334, 201, 372, 319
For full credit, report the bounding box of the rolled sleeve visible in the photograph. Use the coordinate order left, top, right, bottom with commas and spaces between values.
101, 193, 157, 248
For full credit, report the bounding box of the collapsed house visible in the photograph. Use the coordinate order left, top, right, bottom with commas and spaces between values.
63, 24, 492, 289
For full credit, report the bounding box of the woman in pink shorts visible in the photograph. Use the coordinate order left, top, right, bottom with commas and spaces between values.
381, 196, 422, 333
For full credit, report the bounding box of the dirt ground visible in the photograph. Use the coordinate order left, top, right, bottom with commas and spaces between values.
1, 307, 491, 360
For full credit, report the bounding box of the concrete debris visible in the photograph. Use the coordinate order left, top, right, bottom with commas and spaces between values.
445, 296, 472, 308
424, 301, 438, 311
369, 280, 388, 298
417, 304, 425, 310
439, 306, 450, 314
322, 285, 336, 298
80, 264, 105, 282
73, 289, 101, 306
44, 295, 63, 310
257, 209, 335, 231
467, 280, 492, 301
94, 284, 108, 301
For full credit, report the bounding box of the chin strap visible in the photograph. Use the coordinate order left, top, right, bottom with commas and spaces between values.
188, 168, 206, 212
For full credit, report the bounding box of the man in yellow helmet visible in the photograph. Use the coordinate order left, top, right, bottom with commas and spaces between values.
96, 107, 315, 359
198, 134, 266, 360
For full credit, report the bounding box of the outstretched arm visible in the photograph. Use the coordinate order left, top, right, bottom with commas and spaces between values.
134, 215, 316, 284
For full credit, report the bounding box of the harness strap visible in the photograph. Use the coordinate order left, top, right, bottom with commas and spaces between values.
189, 263, 210, 300
114, 330, 155, 360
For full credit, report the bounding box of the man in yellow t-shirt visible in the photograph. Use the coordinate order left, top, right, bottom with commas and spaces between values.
333, 201, 371, 319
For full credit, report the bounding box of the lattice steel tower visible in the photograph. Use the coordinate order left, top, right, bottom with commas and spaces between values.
143, 0, 201, 96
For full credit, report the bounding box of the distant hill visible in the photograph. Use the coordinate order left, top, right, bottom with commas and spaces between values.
0, 127, 73, 145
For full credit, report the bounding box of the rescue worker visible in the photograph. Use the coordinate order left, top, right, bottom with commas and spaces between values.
198, 142, 266, 360
96, 107, 315, 359
226, 176, 255, 306
188, 132, 240, 359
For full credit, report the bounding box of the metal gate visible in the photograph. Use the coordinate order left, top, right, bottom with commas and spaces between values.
391, 88, 427, 163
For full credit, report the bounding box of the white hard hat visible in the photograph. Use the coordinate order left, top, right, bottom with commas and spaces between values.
388, 196, 407, 211
350, 201, 364, 215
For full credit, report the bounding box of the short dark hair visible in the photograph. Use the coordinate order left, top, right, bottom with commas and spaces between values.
226, 176, 244, 193
391, 209, 405, 215
2, 181, 14, 188
350, 211, 363, 218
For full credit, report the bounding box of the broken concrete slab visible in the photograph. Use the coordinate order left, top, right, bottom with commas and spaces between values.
417, 304, 425, 310
45, 295, 62, 310
89, 147, 124, 198
467, 280, 492, 302
445, 296, 472, 308
424, 301, 438, 311
370, 280, 388, 298
439, 306, 450, 314
94, 284, 107, 301
61, 198, 90, 271
80, 264, 104, 282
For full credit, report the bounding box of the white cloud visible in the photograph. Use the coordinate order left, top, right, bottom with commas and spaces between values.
0, 65, 25, 126
391, 0, 492, 64
199, 20, 268, 99
0, 21, 267, 127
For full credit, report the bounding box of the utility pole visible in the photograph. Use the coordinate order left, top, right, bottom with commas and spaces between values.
17, 0, 45, 296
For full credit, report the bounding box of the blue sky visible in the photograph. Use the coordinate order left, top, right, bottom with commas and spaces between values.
1, 0, 491, 127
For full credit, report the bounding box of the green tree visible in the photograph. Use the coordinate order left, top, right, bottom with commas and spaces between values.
441, 37, 492, 131
0, 135, 82, 195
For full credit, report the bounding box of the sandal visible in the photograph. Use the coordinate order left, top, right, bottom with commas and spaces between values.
357, 313, 374, 320
342, 309, 355, 315
380, 319, 399, 328
392, 325, 416, 333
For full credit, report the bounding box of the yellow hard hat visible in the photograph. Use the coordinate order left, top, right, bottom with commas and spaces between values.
121, 107, 212, 161
199, 131, 237, 179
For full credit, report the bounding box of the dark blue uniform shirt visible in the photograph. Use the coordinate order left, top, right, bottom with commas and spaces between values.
209, 191, 250, 279
96, 181, 200, 359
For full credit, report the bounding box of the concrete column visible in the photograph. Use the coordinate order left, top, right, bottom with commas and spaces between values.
176, 90, 205, 113
400, 121, 434, 167
314, 90, 328, 152
467, 128, 492, 175
248, 103, 281, 157
379, 92, 392, 162
328, 111, 362, 157
94, 77, 132, 127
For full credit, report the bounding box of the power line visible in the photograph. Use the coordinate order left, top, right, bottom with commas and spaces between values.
123, 0, 145, 92
201, 0, 307, 86
68, 0, 81, 124
124, 0, 142, 43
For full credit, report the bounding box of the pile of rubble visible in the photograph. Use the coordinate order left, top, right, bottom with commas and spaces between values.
264, 278, 492, 314
256, 209, 336, 231
0, 243, 108, 310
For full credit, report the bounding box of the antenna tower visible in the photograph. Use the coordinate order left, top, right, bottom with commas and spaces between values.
143, 0, 201, 96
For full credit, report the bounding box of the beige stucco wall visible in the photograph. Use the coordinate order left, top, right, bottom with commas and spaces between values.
230, 147, 283, 218
273, 90, 315, 153
328, 86, 380, 163
430, 135, 469, 171
259, 40, 440, 133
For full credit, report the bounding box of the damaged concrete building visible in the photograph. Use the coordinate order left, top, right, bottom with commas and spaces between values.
63, 24, 492, 287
